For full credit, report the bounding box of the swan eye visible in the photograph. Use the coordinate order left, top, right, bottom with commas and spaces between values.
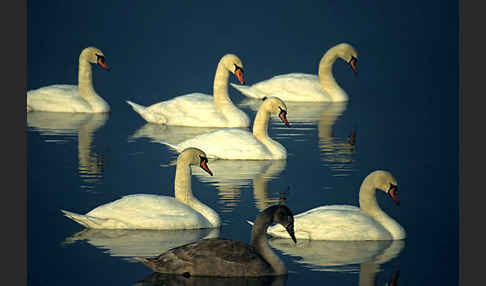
234, 64, 243, 73
199, 156, 207, 164
96, 54, 105, 63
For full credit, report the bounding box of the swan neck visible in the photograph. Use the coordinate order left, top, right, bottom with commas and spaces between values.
317, 50, 348, 101
78, 57, 95, 97
359, 179, 405, 239
173, 159, 220, 227
251, 212, 287, 275
253, 108, 271, 140
213, 61, 235, 106
174, 159, 195, 203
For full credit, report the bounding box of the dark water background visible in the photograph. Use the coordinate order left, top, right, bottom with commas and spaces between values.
27, 1, 458, 285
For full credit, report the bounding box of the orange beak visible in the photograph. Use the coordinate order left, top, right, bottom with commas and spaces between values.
200, 159, 213, 176
349, 56, 357, 74
235, 68, 245, 85
97, 57, 110, 70
388, 185, 400, 206
279, 109, 291, 127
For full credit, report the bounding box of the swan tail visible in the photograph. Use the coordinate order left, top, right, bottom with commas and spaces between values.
230, 83, 264, 99
60, 209, 107, 228
126, 100, 167, 124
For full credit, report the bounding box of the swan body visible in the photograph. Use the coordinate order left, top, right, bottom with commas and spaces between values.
27, 47, 111, 113
135, 204, 296, 277
259, 170, 406, 240
231, 43, 358, 102
127, 54, 250, 127
61, 148, 221, 230
164, 97, 291, 160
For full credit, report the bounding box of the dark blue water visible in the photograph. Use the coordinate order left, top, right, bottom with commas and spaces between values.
28, 1, 458, 285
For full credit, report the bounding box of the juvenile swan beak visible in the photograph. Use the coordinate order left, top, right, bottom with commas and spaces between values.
285, 223, 297, 244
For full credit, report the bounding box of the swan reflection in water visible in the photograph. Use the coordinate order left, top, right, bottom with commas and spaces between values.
191, 159, 286, 215
238, 99, 355, 176
62, 228, 219, 262
269, 238, 403, 285
129, 124, 222, 146
135, 273, 286, 286
27, 112, 108, 190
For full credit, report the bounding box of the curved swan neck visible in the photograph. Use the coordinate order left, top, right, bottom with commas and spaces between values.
252, 107, 285, 158
213, 59, 240, 114
173, 158, 220, 227
78, 54, 95, 97
317, 48, 348, 101
358, 178, 405, 239
253, 107, 271, 140
251, 208, 287, 275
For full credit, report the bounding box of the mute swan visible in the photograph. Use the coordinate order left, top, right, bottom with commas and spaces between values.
61, 148, 221, 230
254, 170, 406, 240
163, 97, 291, 160
126, 54, 250, 127
135, 204, 296, 277
231, 43, 358, 102
27, 47, 111, 113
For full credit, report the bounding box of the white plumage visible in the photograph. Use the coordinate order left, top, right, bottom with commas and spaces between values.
231, 43, 358, 102
61, 148, 220, 230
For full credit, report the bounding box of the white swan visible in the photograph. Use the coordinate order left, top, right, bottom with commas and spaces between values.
163, 96, 291, 160
61, 148, 221, 230
231, 43, 358, 102
257, 170, 406, 240
27, 47, 111, 113
126, 54, 250, 127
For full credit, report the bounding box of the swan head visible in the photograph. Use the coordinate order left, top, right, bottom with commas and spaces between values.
80, 47, 110, 70
367, 170, 400, 206
179, 147, 213, 176
270, 205, 297, 244
332, 43, 358, 74
221, 54, 245, 85
262, 97, 291, 127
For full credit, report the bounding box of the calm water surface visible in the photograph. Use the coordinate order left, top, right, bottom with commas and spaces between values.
28, 1, 457, 285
